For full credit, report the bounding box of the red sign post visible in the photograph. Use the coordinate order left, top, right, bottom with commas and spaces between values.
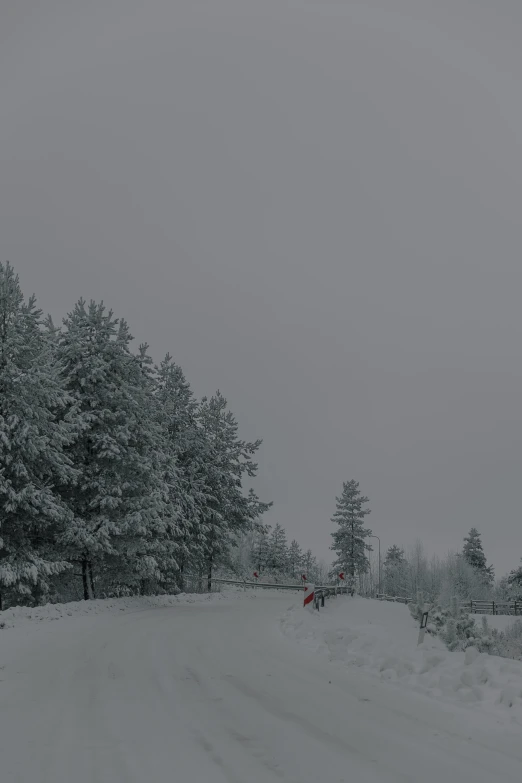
303, 583, 315, 609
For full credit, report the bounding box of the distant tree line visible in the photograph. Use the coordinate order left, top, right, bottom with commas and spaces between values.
224, 524, 329, 586
328, 476, 521, 605
379, 529, 496, 604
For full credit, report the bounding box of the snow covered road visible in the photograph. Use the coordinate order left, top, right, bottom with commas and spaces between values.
2, 593, 522, 782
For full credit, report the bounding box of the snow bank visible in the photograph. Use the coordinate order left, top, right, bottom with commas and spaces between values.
280, 596, 522, 725
468, 613, 520, 632
0, 588, 251, 630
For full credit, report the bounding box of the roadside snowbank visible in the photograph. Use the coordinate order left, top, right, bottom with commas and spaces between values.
0, 588, 251, 629
280, 596, 522, 724
468, 614, 520, 632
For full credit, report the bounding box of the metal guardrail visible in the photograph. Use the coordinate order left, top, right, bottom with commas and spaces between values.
313, 585, 350, 609
210, 577, 305, 591
376, 594, 412, 604
191, 575, 522, 618
208, 577, 350, 610
189, 577, 522, 617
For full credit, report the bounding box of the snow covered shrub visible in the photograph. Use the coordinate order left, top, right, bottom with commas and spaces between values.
409, 592, 428, 623
411, 593, 489, 652
440, 607, 478, 651
409, 592, 446, 636
417, 599, 521, 659
470, 617, 504, 656
499, 620, 522, 660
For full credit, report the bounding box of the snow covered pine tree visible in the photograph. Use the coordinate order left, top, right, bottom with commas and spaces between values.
288, 539, 303, 580
155, 355, 212, 591
267, 523, 289, 576
56, 301, 172, 599
383, 545, 409, 598
0, 263, 78, 609
198, 391, 271, 591
330, 480, 372, 596
252, 526, 272, 576
462, 528, 494, 585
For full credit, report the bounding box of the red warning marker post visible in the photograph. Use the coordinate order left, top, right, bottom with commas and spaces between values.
303, 583, 315, 609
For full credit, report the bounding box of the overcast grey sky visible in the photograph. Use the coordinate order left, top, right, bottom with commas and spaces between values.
1, 1, 522, 575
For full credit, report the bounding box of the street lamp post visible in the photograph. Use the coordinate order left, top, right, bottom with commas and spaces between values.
369, 535, 381, 597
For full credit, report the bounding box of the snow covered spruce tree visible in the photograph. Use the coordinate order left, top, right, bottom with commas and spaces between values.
330, 480, 372, 596
0, 263, 78, 608
155, 355, 212, 591
56, 301, 173, 599
197, 391, 271, 591
462, 528, 494, 585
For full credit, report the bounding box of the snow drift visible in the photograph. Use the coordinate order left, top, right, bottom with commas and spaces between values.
0, 589, 254, 630
280, 595, 522, 724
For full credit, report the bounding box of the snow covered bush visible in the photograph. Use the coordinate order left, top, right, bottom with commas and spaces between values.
410, 592, 522, 660
498, 619, 522, 660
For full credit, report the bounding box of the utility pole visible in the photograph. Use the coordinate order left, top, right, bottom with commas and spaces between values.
369, 535, 381, 596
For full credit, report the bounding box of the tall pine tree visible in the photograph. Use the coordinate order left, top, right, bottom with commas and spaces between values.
155, 355, 212, 590
198, 392, 271, 590
330, 480, 372, 595
462, 528, 494, 584
0, 263, 78, 608
57, 301, 171, 599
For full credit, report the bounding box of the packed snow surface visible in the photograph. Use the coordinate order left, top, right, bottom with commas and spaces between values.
1, 590, 522, 782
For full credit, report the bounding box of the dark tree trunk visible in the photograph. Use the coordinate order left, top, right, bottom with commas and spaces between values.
88, 561, 96, 599
0, 590, 3, 611
207, 560, 213, 593
82, 557, 90, 600
350, 518, 355, 596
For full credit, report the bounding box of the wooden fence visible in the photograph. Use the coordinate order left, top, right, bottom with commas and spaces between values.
376, 594, 522, 616
465, 600, 522, 616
